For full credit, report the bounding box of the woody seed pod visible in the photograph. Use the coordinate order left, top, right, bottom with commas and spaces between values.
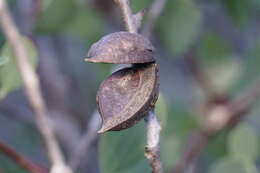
85, 32, 156, 64
86, 31, 159, 133
97, 63, 159, 133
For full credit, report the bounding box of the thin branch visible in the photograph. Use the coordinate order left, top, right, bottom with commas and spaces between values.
0, 1, 72, 173
114, 1, 163, 172
141, 0, 167, 38
0, 141, 48, 173
145, 111, 163, 173
114, 0, 137, 33
171, 78, 260, 173
69, 111, 101, 170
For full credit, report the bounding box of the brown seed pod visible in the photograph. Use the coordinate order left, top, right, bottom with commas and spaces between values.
85, 32, 156, 64
97, 63, 159, 133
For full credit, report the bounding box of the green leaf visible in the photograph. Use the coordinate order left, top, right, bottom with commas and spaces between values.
234, 38, 260, 91
35, 0, 77, 33
198, 32, 242, 93
0, 32, 5, 50
99, 122, 149, 173
206, 58, 242, 93
65, 7, 104, 41
228, 123, 259, 161
161, 135, 181, 171
209, 158, 247, 173
206, 132, 228, 159
155, 93, 168, 129
0, 37, 38, 99
198, 32, 233, 64
159, 105, 198, 171
0, 53, 8, 66
0, 156, 27, 173
131, 0, 151, 12
221, 0, 255, 26
165, 106, 198, 137
159, 0, 202, 56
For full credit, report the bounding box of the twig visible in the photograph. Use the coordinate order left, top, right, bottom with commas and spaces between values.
171, 78, 260, 173
141, 0, 167, 38
145, 111, 163, 173
114, 0, 137, 33
69, 111, 101, 170
0, 141, 48, 173
114, 1, 163, 173
0, 1, 72, 173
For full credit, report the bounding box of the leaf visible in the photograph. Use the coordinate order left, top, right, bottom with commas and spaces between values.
0, 32, 5, 50
35, 0, 77, 33
161, 135, 181, 171
0, 37, 38, 99
64, 6, 104, 41
233, 38, 260, 92
228, 123, 259, 161
165, 106, 198, 137
99, 122, 149, 173
0, 54, 8, 66
155, 93, 168, 129
160, 105, 198, 171
0, 156, 27, 173
209, 158, 247, 173
198, 32, 233, 64
159, 0, 202, 56
206, 132, 228, 159
198, 32, 242, 93
206, 58, 242, 93
221, 0, 256, 26
131, 0, 151, 12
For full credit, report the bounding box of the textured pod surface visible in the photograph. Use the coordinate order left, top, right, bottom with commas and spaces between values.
86, 32, 156, 64
97, 63, 159, 133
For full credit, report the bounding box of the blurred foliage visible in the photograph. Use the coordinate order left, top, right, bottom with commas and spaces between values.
159, 0, 202, 56
0, 37, 38, 99
36, 0, 105, 42
209, 158, 247, 173
0, 114, 42, 173
222, 0, 260, 26
228, 123, 259, 161
36, 0, 77, 33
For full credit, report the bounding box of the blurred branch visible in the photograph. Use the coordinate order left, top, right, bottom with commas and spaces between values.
171, 78, 260, 173
36, 37, 82, 155
0, 141, 48, 173
69, 111, 101, 171
0, 1, 72, 173
141, 0, 167, 38
184, 48, 217, 98
145, 111, 163, 173
114, 0, 137, 33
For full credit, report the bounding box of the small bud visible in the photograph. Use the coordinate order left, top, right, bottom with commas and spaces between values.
85, 32, 156, 64
97, 63, 159, 133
